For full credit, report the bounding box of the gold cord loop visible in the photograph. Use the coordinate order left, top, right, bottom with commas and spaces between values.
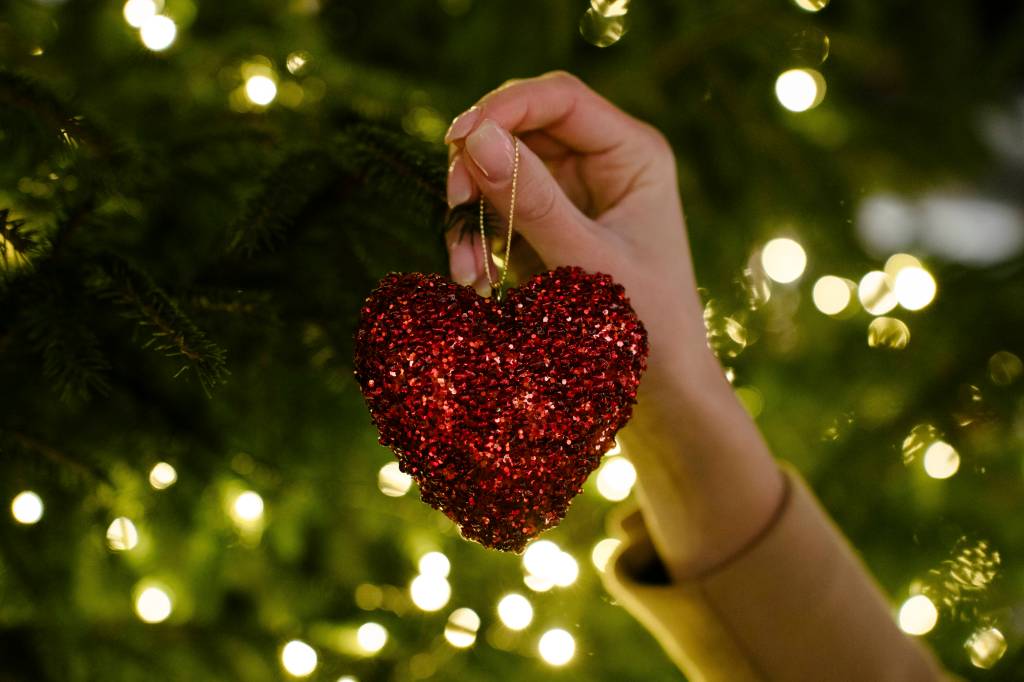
479, 136, 519, 300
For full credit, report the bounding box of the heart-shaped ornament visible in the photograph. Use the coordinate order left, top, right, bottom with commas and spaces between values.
354, 266, 648, 552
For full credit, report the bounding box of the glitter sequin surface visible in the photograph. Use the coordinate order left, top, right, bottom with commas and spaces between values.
354, 266, 648, 552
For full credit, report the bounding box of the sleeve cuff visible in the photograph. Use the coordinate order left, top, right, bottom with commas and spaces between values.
601, 462, 947, 681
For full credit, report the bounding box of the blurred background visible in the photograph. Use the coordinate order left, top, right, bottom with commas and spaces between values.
1, 0, 1023, 679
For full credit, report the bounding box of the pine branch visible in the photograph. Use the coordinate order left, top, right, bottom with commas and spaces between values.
86, 253, 229, 394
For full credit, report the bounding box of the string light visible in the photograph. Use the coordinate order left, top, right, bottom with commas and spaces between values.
444, 607, 481, 648
774, 69, 826, 112
139, 15, 177, 52
497, 593, 533, 630
867, 317, 910, 350
337, 677, 358, 682
923, 441, 960, 479
10, 491, 43, 525
106, 517, 139, 551
898, 595, 938, 636
245, 75, 278, 106
595, 456, 636, 501
123, 0, 161, 28
538, 628, 576, 666
378, 462, 412, 497
884, 253, 922, 280
356, 623, 387, 654
858, 271, 898, 315
231, 491, 265, 524
281, 640, 318, 677
134, 583, 173, 623
894, 267, 937, 311
591, 538, 621, 573
965, 627, 1007, 669
522, 540, 579, 587
409, 573, 451, 611
812, 276, 855, 316
793, 0, 828, 11
760, 238, 807, 283
149, 462, 177, 489
418, 551, 451, 578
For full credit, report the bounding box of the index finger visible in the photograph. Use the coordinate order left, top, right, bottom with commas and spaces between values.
445, 71, 651, 156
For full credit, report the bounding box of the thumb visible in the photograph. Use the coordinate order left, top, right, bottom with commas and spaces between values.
462, 119, 594, 267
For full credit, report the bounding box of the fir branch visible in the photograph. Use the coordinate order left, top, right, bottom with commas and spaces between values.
5, 430, 112, 486
87, 253, 229, 394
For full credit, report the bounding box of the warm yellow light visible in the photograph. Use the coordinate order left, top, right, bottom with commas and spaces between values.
606, 440, 622, 456
923, 441, 959, 479
245, 75, 278, 106
357, 623, 387, 654
591, 538, 622, 573
551, 552, 579, 587
858, 271, 898, 315
894, 267, 937, 311
898, 595, 938, 636
596, 456, 636, 501
149, 462, 177, 489
134, 584, 172, 623
444, 607, 481, 648
966, 627, 1007, 669
231, 491, 264, 523
123, 0, 160, 28
106, 517, 139, 551
497, 593, 533, 630
812, 276, 854, 315
523, 574, 555, 592
139, 15, 176, 52
867, 317, 910, 350
11, 491, 43, 525
286, 51, 310, 74
775, 69, 825, 112
989, 351, 1023, 386
523, 540, 561, 577
793, 0, 828, 11
761, 238, 807, 283
378, 462, 412, 497
337, 677, 358, 682
281, 640, 318, 677
418, 551, 450, 578
409, 574, 451, 612
538, 628, 576, 666
884, 253, 922, 279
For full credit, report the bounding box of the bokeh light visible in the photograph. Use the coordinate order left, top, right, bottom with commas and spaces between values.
378, 461, 412, 497
894, 267, 937, 311
591, 538, 622, 573
149, 462, 177, 489
898, 595, 938, 636
11, 491, 43, 525
497, 593, 533, 630
123, 0, 161, 28
595, 456, 636, 501
774, 69, 826, 112
245, 75, 278, 106
444, 607, 481, 648
134, 583, 172, 624
523, 540, 561, 577
966, 627, 1007, 669
409, 573, 451, 611
139, 15, 177, 52
538, 628, 576, 666
356, 623, 387, 654
281, 640, 318, 677
812, 276, 856, 316
884, 253, 922, 279
988, 351, 1023, 386
793, 0, 828, 11
231, 491, 265, 524
106, 517, 139, 551
418, 551, 451, 578
858, 271, 898, 315
867, 317, 910, 350
923, 441, 960, 479
761, 238, 807, 283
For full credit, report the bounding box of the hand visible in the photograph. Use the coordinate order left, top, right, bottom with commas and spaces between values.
444, 71, 784, 579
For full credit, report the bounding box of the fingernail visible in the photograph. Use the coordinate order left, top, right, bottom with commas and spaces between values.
446, 154, 473, 208
465, 119, 514, 182
444, 106, 481, 143
448, 232, 478, 286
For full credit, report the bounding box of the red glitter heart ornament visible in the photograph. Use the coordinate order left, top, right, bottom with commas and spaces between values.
354, 266, 648, 552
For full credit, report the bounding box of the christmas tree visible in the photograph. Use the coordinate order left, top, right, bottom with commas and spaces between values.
2, 0, 1023, 679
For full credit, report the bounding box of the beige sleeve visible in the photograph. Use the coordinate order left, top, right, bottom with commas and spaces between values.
600, 462, 950, 681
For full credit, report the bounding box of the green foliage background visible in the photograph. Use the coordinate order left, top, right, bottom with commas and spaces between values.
1, 0, 1023, 679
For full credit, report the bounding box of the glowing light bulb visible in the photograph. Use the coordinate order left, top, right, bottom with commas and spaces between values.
231, 491, 264, 524
418, 551, 450, 578
898, 595, 938, 636
410, 574, 451, 611
858, 271, 898, 315
523, 540, 561, 577
596, 456, 636, 501
11, 491, 43, 525
139, 15, 176, 52
591, 538, 621, 573
444, 607, 481, 648
123, 0, 160, 28
357, 623, 387, 654
923, 441, 959, 479
245, 75, 277, 106
106, 517, 139, 551
149, 462, 177, 489
134, 584, 172, 623
523, 574, 555, 592
761, 238, 807, 283
497, 593, 533, 630
281, 640, 318, 677
775, 69, 825, 112
812, 276, 855, 315
378, 462, 412, 497
538, 628, 575, 666
894, 267, 937, 311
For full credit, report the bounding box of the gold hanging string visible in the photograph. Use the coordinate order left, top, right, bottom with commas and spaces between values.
478, 136, 519, 300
